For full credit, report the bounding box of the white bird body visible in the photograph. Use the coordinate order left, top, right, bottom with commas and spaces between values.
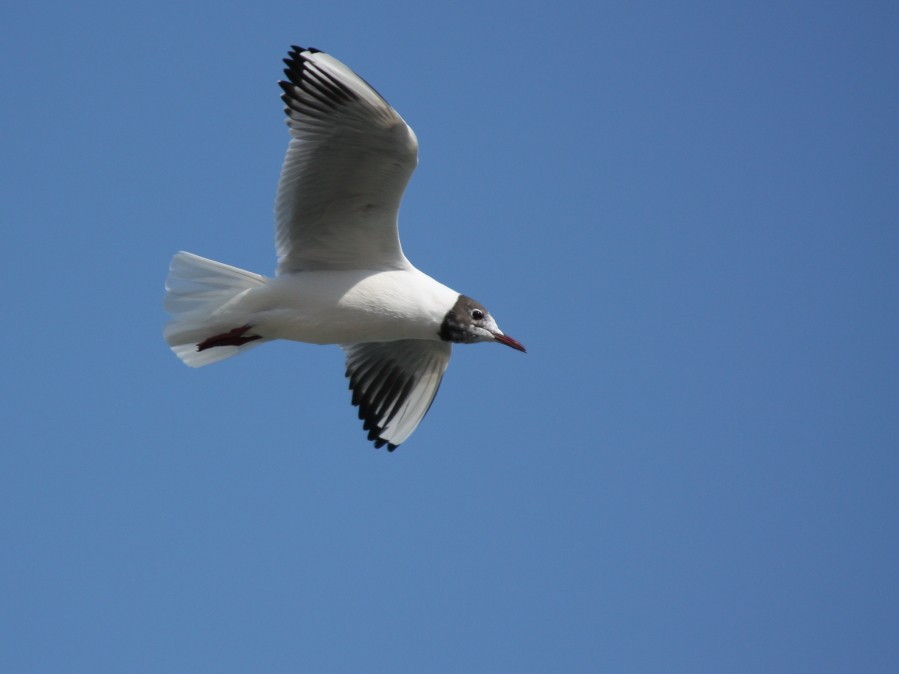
164, 45, 523, 450
257, 268, 459, 344
175, 264, 458, 345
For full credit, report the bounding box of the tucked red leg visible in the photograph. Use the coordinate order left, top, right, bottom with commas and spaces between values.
196, 325, 262, 351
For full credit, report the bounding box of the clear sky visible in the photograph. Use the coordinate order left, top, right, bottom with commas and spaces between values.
2, 1, 897, 672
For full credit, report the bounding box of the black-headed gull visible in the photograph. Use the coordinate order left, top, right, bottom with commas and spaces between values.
164, 45, 524, 450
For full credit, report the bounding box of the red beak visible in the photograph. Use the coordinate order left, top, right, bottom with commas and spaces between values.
492, 332, 526, 353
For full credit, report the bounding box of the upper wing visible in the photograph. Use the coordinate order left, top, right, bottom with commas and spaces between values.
343, 340, 452, 450
275, 46, 418, 273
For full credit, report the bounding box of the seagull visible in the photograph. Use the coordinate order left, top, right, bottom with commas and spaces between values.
164, 45, 525, 451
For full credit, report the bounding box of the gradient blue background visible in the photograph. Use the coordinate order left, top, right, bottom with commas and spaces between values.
2, 1, 897, 671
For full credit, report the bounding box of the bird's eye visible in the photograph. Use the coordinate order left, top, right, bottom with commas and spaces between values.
471, 309, 485, 321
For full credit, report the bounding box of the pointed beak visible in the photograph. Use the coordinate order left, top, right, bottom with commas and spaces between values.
492, 331, 526, 353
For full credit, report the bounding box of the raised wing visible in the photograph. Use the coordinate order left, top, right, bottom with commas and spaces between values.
343, 340, 452, 450
275, 46, 418, 273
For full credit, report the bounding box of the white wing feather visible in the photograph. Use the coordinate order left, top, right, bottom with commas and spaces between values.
343, 340, 452, 450
275, 47, 418, 273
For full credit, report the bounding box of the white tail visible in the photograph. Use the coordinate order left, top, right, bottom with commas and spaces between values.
164, 252, 269, 367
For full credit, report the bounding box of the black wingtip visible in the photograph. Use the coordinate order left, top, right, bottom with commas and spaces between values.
281, 46, 318, 78
371, 436, 399, 451
286, 45, 321, 59
362, 415, 400, 452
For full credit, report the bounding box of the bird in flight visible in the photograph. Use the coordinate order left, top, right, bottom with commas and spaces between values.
164, 45, 525, 450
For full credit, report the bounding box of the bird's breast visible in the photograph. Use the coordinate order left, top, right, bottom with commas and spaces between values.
244, 268, 459, 345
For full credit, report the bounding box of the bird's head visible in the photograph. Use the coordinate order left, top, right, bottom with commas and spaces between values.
439, 295, 525, 352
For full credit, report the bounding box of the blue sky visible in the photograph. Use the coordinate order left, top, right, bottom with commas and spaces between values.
2, 1, 897, 671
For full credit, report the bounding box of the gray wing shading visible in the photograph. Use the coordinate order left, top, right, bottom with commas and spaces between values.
343, 340, 452, 450
275, 46, 418, 273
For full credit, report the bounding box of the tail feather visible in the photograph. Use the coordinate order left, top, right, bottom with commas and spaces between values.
164, 251, 270, 367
